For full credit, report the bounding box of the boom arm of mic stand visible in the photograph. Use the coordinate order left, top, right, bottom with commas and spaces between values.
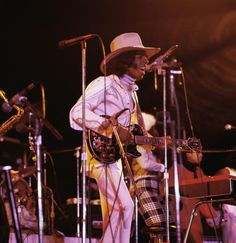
25, 101, 63, 141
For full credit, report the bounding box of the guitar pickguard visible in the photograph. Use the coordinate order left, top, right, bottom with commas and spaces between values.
88, 124, 142, 163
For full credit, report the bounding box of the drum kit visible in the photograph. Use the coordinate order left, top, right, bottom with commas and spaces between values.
0, 88, 103, 241
0, 88, 60, 240
0, 133, 58, 236
0, 137, 102, 237
2, 165, 38, 231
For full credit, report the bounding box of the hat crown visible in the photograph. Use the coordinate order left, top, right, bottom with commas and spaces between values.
110, 33, 144, 53
100, 32, 160, 75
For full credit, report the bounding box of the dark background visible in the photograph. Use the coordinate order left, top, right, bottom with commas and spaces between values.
1, 0, 236, 204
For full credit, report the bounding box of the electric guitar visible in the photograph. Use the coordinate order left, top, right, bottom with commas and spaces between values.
87, 124, 201, 164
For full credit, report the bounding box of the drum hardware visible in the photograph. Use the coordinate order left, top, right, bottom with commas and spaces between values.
1, 87, 63, 243
66, 197, 101, 206
0, 136, 27, 147
56, 197, 103, 238
0, 165, 23, 243
20, 99, 63, 243
49, 147, 81, 154
3, 171, 38, 231
4, 170, 59, 234
18, 166, 36, 179
66, 197, 102, 229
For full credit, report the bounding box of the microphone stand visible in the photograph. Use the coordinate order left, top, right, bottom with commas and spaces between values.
157, 61, 183, 243
161, 68, 171, 242
75, 146, 81, 238
80, 40, 87, 243
169, 69, 182, 243
158, 66, 181, 243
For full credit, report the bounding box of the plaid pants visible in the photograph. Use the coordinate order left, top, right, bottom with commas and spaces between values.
136, 177, 173, 226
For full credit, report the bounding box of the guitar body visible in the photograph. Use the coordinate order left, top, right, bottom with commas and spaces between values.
88, 124, 143, 164
88, 124, 201, 164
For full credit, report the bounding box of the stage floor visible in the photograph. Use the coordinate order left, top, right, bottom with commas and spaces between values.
9, 231, 98, 243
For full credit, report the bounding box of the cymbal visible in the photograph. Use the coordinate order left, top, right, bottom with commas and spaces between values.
14, 101, 63, 141
18, 166, 36, 178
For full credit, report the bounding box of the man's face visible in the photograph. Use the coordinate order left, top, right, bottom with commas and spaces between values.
126, 54, 149, 80
186, 152, 203, 165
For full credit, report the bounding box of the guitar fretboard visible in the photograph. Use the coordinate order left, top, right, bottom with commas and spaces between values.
134, 136, 163, 145
134, 136, 200, 151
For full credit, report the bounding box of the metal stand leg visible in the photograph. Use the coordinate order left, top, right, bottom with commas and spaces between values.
135, 196, 138, 243
183, 201, 199, 243
183, 198, 234, 243
1, 166, 23, 243
75, 146, 81, 237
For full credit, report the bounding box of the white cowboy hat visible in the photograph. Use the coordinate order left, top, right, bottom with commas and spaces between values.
100, 32, 160, 74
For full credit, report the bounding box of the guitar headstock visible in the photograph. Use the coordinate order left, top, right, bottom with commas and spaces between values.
176, 137, 202, 153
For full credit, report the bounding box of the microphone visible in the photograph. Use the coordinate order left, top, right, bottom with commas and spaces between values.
146, 44, 179, 72
58, 34, 96, 48
1, 81, 40, 112
225, 124, 236, 130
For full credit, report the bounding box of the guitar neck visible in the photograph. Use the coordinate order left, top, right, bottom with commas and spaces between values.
134, 135, 163, 146
134, 136, 194, 149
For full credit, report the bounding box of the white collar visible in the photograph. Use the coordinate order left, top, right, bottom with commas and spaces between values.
119, 74, 139, 92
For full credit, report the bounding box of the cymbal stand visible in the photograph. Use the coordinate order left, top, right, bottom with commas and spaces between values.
0, 165, 23, 243
34, 116, 44, 243
24, 97, 63, 242
43, 150, 54, 234
27, 111, 34, 188
24, 109, 44, 242
45, 186, 55, 234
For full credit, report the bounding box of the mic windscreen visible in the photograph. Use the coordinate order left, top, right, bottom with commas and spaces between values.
58, 40, 66, 48
225, 124, 232, 130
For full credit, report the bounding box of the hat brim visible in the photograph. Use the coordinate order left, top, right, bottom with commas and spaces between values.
100, 46, 161, 75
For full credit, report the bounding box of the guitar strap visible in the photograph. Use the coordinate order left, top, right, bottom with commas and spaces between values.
133, 92, 148, 136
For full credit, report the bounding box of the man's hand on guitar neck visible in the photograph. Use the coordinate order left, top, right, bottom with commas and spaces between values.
137, 136, 172, 152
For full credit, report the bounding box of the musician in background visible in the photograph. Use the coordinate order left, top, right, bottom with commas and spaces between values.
131, 112, 175, 241
168, 151, 220, 243
70, 33, 161, 242
214, 167, 236, 243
